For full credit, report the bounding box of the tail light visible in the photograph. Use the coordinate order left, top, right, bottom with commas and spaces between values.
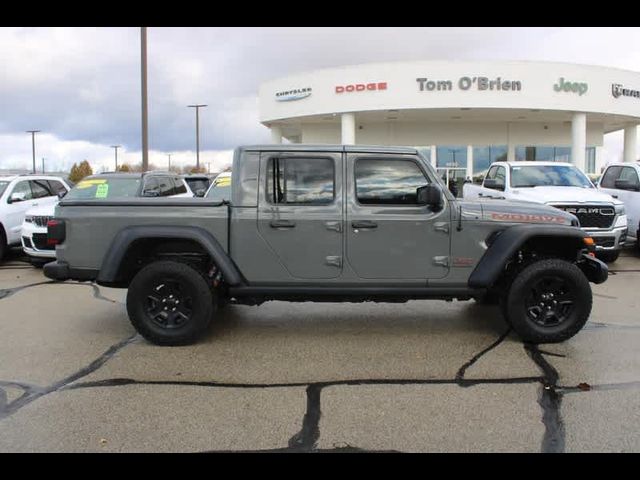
47, 219, 66, 246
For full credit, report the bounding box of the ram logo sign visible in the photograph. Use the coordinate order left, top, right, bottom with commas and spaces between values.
560, 207, 614, 216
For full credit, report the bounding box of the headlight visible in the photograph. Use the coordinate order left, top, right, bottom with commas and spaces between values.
614, 215, 628, 228
24, 215, 33, 223
615, 204, 625, 215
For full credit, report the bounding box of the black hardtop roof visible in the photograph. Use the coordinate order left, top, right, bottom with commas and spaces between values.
238, 144, 419, 154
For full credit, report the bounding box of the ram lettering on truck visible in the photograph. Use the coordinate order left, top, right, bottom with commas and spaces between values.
45, 145, 607, 346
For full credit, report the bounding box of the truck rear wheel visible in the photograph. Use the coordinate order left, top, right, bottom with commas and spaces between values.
126, 260, 215, 346
502, 259, 592, 344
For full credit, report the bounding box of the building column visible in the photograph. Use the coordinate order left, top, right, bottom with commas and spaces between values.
623, 124, 638, 162
270, 125, 283, 144
466, 145, 473, 180
571, 112, 587, 171
430, 145, 437, 168
507, 122, 515, 161
341, 113, 356, 145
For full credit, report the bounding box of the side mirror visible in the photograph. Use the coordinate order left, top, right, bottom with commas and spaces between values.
417, 184, 444, 210
614, 179, 640, 191
57, 190, 67, 200
483, 179, 504, 191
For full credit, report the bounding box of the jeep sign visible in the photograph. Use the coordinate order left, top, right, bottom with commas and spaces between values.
553, 77, 588, 96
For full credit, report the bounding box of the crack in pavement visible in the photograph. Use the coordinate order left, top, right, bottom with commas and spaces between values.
0, 279, 120, 304
0, 281, 56, 300
558, 380, 640, 394
1, 325, 546, 452
0, 335, 138, 420
455, 328, 511, 386
584, 322, 640, 331
525, 344, 564, 454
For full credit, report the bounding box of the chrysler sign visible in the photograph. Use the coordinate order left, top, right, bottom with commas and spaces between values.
276, 87, 312, 102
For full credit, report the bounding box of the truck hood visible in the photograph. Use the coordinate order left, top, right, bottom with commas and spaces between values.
459, 199, 577, 226
508, 186, 620, 205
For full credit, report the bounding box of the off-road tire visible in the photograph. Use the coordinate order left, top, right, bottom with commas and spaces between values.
126, 260, 215, 346
596, 250, 620, 263
503, 258, 592, 344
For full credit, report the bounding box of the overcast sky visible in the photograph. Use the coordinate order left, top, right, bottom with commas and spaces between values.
1, 27, 639, 173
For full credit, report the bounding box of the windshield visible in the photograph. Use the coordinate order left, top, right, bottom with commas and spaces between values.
0, 181, 9, 198
65, 177, 141, 200
206, 175, 231, 202
510, 165, 593, 188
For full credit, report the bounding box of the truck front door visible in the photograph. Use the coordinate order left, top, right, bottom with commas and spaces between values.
257, 152, 343, 279
346, 153, 451, 281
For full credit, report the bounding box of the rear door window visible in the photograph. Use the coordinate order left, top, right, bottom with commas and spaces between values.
47, 180, 68, 195
619, 167, 640, 188
29, 180, 53, 198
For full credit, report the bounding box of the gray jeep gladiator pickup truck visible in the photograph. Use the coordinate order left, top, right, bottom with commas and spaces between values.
44, 145, 607, 346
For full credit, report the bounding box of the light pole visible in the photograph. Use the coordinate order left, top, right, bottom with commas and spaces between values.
206, 162, 210, 174
188, 104, 207, 170
167, 153, 172, 170
111, 145, 121, 171
141, 27, 149, 171
26, 130, 40, 174
41, 158, 45, 174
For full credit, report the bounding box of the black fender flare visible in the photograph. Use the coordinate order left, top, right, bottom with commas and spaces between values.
468, 224, 587, 289
96, 225, 244, 286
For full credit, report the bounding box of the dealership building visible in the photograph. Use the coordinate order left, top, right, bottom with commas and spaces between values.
259, 60, 640, 185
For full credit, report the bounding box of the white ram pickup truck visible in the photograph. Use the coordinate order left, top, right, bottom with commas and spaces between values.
463, 161, 627, 262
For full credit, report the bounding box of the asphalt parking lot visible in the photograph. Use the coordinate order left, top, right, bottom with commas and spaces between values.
0, 248, 639, 453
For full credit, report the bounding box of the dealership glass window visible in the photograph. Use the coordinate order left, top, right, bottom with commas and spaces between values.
355, 158, 428, 205
436, 146, 467, 169
515, 146, 572, 162
472, 145, 507, 176
266, 157, 334, 204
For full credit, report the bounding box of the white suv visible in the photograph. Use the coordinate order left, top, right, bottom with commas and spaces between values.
0, 175, 71, 259
598, 162, 640, 250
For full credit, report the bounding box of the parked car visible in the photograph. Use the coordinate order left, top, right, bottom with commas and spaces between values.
463, 161, 627, 263
204, 171, 231, 202
182, 174, 212, 197
62, 172, 194, 201
44, 145, 606, 346
0, 175, 71, 259
21, 203, 58, 266
598, 161, 640, 250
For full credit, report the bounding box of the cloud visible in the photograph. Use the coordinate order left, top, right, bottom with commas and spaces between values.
1, 27, 639, 171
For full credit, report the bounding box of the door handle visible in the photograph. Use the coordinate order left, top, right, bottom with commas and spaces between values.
352, 221, 378, 229
270, 220, 296, 229
612, 195, 618, 199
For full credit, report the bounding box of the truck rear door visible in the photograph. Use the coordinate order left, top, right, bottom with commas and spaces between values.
257, 151, 343, 279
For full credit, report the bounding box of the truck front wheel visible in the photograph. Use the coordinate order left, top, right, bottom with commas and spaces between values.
126, 260, 215, 346
502, 259, 592, 344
